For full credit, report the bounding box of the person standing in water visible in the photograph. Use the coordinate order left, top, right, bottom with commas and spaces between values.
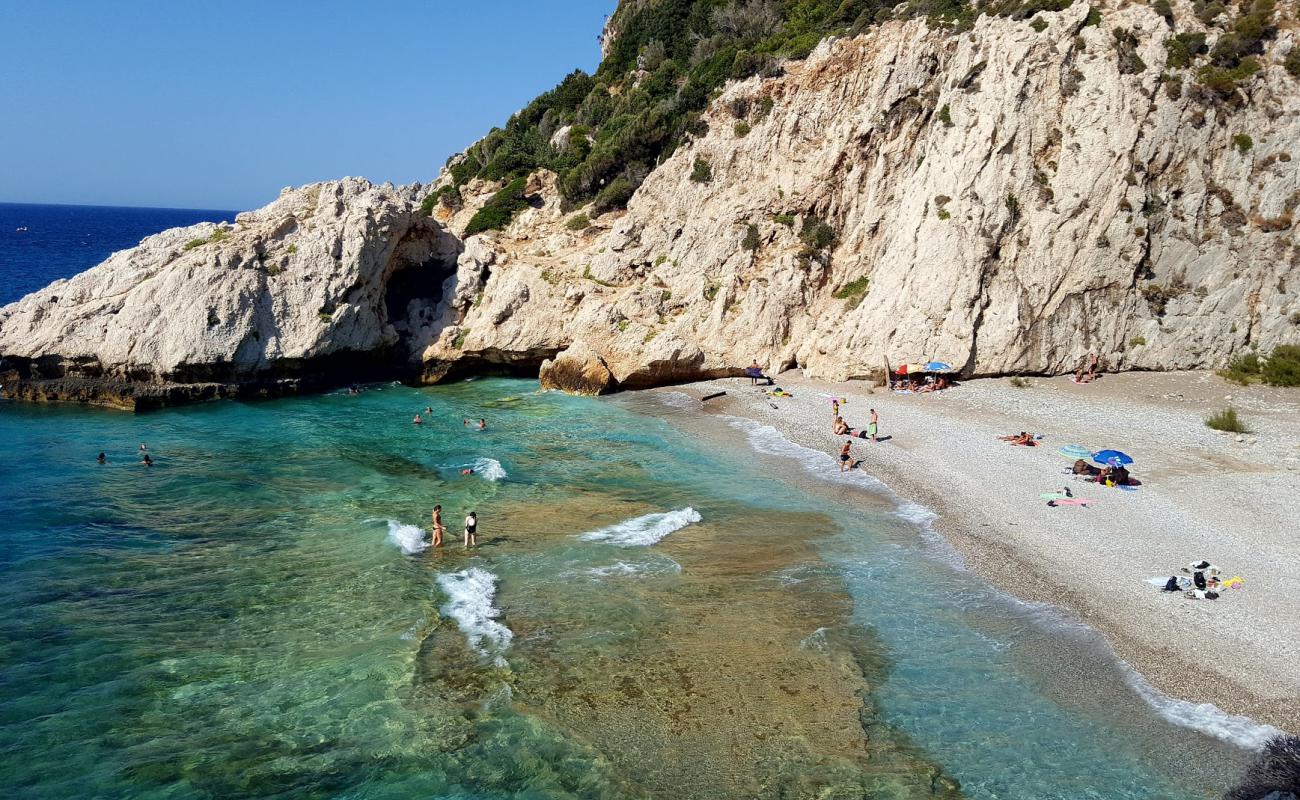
868, 408, 879, 442
431, 504, 445, 548
839, 440, 853, 472
464, 511, 478, 548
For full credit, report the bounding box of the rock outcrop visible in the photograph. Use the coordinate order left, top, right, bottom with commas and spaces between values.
0, 179, 461, 408
4, 2, 1300, 407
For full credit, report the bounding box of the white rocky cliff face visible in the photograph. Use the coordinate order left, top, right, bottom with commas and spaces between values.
430, 1, 1300, 390
3, 2, 1299, 406
0, 179, 460, 407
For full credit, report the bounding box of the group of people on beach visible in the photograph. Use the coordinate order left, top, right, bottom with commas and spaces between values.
830, 398, 879, 471
1073, 353, 1102, 384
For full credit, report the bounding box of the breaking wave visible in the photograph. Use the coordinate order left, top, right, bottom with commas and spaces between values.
579, 507, 702, 547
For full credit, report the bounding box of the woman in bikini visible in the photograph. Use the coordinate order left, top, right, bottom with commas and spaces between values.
431, 504, 445, 548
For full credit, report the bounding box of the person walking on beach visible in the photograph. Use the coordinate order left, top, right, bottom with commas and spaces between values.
464, 511, 478, 548
430, 504, 445, 548
1087, 353, 1101, 381
839, 440, 853, 472
868, 408, 879, 442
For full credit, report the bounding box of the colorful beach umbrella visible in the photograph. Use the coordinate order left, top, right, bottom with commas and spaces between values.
1091, 449, 1134, 466
924, 361, 954, 372
1059, 444, 1092, 460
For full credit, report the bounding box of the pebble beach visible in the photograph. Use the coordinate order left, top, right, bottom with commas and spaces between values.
667, 370, 1300, 734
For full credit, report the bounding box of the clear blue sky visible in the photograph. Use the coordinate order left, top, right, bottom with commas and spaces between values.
0, 0, 615, 210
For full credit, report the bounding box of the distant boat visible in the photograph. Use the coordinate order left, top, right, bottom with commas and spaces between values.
15, 226, 28, 232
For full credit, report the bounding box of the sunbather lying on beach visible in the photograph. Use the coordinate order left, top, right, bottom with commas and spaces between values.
999, 431, 1037, 446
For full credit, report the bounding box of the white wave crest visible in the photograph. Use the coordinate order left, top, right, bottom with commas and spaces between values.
584, 557, 684, 579
470, 457, 507, 481
436, 567, 513, 666
384, 520, 427, 555
579, 507, 702, 547
656, 391, 703, 410
1122, 668, 1285, 750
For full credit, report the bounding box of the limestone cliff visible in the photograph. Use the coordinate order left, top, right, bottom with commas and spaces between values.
0, 179, 460, 408
428, 1, 1300, 389
3, 1, 1300, 407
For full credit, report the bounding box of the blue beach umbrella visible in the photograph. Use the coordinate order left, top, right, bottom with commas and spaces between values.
1059, 444, 1092, 460
1092, 449, 1134, 466
924, 361, 954, 372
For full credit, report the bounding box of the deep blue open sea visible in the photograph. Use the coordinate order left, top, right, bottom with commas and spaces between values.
0, 202, 235, 305
0, 204, 1275, 798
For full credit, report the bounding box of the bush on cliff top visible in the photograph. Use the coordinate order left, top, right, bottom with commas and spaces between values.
443, 0, 1084, 223
464, 177, 529, 236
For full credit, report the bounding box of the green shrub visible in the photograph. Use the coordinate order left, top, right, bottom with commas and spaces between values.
566, 213, 591, 231
1232, 133, 1253, 154
616, 318, 630, 332
741, 223, 760, 251
734, 121, 752, 137
1205, 406, 1247, 432
592, 176, 635, 214
690, 157, 713, 183
1287, 46, 1300, 78
1152, 0, 1174, 24
773, 213, 795, 227
937, 208, 952, 220
799, 216, 836, 253
1164, 32, 1207, 69
286, 244, 297, 254
703, 283, 719, 301
464, 177, 529, 235
1083, 6, 1102, 25
1263, 344, 1300, 386
1009, 376, 1031, 388
1030, 15, 1048, 31
1218, 351, 1261, 384
452, 328, 470, 349
1129, 335, 1147, 347
183, 238, 206, 251
832, 276, 870, 309
1005, 193, 1022, 220
756, 96, 775, 119
937, 104, 953, 127
1113, 28, 1147, 75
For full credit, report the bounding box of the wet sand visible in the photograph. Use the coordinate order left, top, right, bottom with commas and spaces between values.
662, 370, 1300, 735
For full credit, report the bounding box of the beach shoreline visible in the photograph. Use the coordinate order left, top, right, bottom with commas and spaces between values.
656, 370, 1300, 736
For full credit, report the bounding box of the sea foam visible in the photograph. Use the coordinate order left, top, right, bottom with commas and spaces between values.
436, 567, 513, 666
579, 507, 702, 546
384, 519, 428, 555
1122, 667, 1285, 750
470, 457, 508, 481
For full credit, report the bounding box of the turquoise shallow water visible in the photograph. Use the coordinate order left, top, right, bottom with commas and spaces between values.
0, 379, 1257, 798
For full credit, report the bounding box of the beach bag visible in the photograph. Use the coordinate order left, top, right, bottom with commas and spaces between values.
1193, 572, 1207, 590
1162, 577, 1180, 592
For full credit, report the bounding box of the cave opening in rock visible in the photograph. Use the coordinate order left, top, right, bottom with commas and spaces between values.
382, 225, 463, 362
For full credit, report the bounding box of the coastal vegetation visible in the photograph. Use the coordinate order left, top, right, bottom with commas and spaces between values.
1205, 405, 1248, 432
1218, 345, 1300, 386
430, 0, 1290, 236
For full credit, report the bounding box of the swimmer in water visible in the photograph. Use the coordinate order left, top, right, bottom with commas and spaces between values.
477, 418, 487, 430
464, 511, 478, 548
413, 414, 423, 425
141, 454, 154, 467
431, 504, 444, 548
97, 452, 106, 464
461, 468, 474, 476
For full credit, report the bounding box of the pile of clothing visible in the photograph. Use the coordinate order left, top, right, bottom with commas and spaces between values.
1158, 560, 1245, 600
